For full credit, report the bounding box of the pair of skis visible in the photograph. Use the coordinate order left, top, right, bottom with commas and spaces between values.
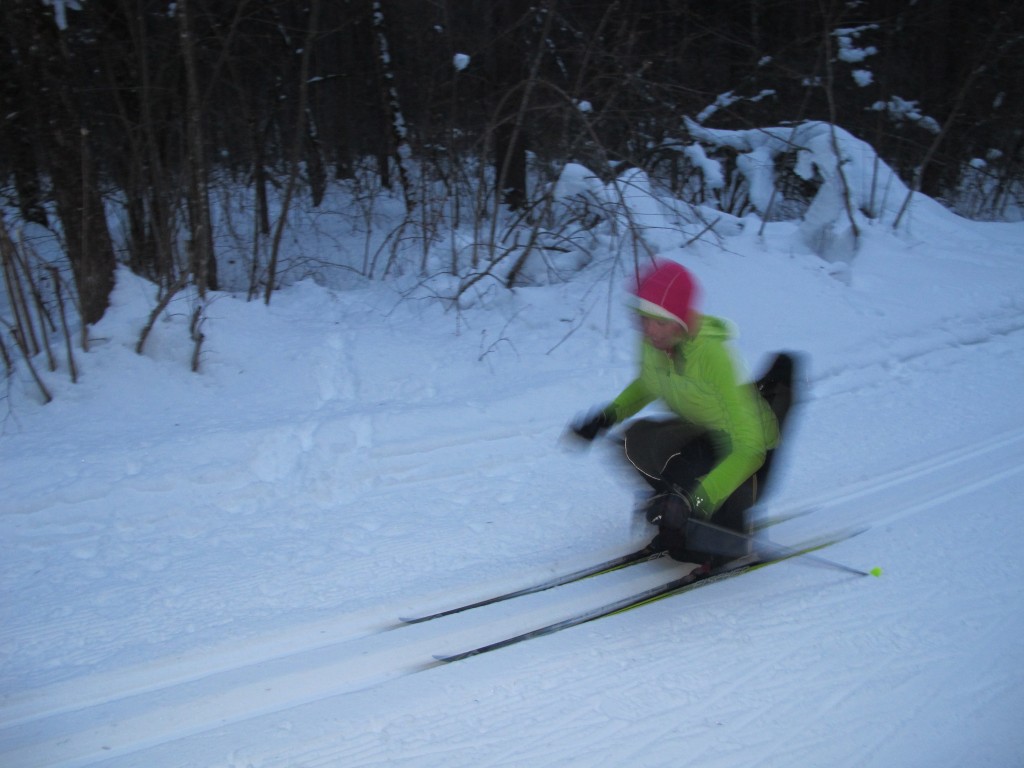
404, 526, 871, 664
400, 546, 669, 625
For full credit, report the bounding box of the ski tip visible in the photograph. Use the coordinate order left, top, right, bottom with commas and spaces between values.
398, 614, 433, 624
869, 566, 883, 577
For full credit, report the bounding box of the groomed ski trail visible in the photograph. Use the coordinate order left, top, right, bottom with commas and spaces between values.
2, 429, 1022, 768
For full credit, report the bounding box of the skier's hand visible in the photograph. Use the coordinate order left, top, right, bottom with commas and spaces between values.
570, 407, 615, 442
644, 488, 693, 531
688, 486, 713, 521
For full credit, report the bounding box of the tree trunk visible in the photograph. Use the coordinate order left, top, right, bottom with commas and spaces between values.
178, 0, 218, 295
54, 128, 117, 326
372, 0, 415, 213
3, 0, 116, 325
489, 0, 530, 211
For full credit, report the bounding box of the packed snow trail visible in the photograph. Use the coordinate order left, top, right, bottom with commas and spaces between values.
11, 467, 1020, 768
0, 559, 713, 767
2, 427, 1022, 767
2, 206, 1022, 767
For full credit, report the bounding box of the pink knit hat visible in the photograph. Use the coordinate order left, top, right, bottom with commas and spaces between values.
633, 260, 699, 331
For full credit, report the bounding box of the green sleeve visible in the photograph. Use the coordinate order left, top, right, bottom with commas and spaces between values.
609, 378, 656, 422
690, 343, 768, 516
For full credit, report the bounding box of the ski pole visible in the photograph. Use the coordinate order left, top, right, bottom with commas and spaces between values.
688, 518, 880, 577
757, 535, 878, 577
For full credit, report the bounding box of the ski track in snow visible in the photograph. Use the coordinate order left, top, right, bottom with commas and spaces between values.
2, 422, 1022, 767
3, 232, 1023, 767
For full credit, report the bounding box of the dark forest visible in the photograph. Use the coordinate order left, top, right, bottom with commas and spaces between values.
1, 0, 1021, 329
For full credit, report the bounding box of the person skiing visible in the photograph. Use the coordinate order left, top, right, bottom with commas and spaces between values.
572, 259, 795, 564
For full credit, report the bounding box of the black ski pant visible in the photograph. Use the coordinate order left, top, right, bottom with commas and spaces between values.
624, 352, 796, 560
624, 418, 764, 537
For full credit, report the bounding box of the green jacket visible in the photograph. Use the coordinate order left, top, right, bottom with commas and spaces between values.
609, 315, 779, 515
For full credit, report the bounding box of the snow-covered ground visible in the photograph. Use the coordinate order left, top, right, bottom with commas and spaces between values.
2, 179, 1023, 767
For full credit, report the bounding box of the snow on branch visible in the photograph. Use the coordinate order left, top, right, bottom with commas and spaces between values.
683, 118, 917, 261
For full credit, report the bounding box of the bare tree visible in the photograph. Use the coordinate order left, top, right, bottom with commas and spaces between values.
177, 0, 218, 296
1, 0, 116, 325
265, 0, 322, 304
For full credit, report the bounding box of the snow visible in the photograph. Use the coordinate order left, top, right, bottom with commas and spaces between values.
851, 69, 873, 87
2, 156, 1024, 768
869, 97, 942, 135
832, 26, 878, 64
40, 0, 81, 30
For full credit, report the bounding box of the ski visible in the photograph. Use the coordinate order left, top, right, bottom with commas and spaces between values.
400, 546, 666, 624
434, 533, 865, 664
403, 507, 843, 626
751, 505, 818, 532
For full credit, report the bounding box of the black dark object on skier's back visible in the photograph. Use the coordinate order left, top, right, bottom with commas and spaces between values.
753, 351, 799, 491
651, 350, 802, 564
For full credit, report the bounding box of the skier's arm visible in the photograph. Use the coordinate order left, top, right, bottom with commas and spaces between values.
690, 346, 769, 516
608, 378, 656, 422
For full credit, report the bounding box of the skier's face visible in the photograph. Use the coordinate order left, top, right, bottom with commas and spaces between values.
640, 315, 687, 352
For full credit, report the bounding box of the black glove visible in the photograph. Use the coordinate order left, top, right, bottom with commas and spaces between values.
644, 487, 694, 532
571, 407, 615, 442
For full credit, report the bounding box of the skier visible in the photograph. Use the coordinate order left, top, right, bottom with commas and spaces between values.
572, 260, 795, 564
